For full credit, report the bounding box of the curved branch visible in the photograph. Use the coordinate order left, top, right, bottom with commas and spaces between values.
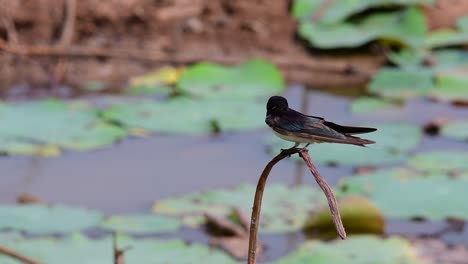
247, 148, 347, 264
247, 147, 301, 264
299, 149, 346, 239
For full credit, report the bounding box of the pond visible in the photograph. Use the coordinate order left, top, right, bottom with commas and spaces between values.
1, 85, 467, 262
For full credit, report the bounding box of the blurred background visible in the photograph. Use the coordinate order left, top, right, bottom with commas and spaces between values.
1, 0, 468, 263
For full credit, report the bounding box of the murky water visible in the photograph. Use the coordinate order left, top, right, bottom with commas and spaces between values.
1, 85, 467, 260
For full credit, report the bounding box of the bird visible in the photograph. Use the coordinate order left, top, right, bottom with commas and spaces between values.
265, 96, 377, 149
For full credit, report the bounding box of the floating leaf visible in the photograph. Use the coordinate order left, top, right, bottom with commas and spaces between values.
177, 59, 284, 99
304, 195, 384, 239
298, 7, 427, 49
275, 235, 424, 264
100, 214, 182, 234
292, 0, 433, 23
102, 97, 266, 135
0, 234, 239, 264
368, 68, 434, 99
0, 204, 103, 234
431, 74, 468, 102
350, 97, 398, 113
426, 16, 468, 48
341, 168, 468, 220
0, 100, 126, 156
127, 66, 184, 95
441, 120, 468, 141
267, 122, 421, 166
153, 183, 328, 233
408, 151, 468, 172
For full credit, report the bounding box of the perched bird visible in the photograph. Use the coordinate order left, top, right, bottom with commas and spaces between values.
265, 96, 377, 149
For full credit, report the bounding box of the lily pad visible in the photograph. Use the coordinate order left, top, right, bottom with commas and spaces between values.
0, 234, 239, 264
275, 235, 424, 264
102, 97, 266, 135
350, 97, 398, 113
126, 66, 184, 95
441, 120, 468, 141
153, 183, 328, 233
177, 59, 284, 99
304, 195, 384, 239
267, 122, 422, 166
431, 74, 468, 102
298, 7, 427, 49
408, 151, 468, 172
292, 0, 433, 23
340, 168, 468, 220
0, 100, 126, 156
426, 17, 468, 48
100, 214, 182, 234
368, 68, 434, 99
0, 204, 103, 234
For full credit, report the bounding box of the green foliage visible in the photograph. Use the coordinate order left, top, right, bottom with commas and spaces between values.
153, 183, 328, 233
441, 120, 468, 141
350, 97, 398, 113
341, 168, 468, 220
0, 234, 239, 264
275, 235, 424, 264
177, 59, 284, 99
304, 195, 384, 238
101, 215, 182, 234
368, 68, 434, 99
0, 204, 103, 234
426, 17, 468, 48
292, 0, 433, 23
408, 151, 468, 172
298, 7, 427, 49
101, 97, 266, 135
0, 100, 126, 156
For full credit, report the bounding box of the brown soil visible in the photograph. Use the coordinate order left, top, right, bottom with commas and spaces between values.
1, 0, 463, 97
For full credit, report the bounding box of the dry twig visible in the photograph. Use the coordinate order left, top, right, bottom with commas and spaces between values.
247, 148, 346, 264
0, 245, 42, 264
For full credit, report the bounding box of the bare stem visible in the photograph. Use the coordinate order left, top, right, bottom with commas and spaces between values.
247, 147, 301, 264
299, 149, 346, 239
0, 245, 42, 264
247, 148, 346, 264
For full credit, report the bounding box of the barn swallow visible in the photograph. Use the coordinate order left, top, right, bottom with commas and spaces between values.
265, 96, 377, 149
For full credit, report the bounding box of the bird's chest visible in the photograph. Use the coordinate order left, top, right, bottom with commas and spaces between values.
272, 130, 320, 144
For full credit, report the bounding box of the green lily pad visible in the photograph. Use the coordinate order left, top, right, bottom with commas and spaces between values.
275, 235, 423, 264
298, 7, 427, 49
368, 68, 434, 99
267, 122, 421, 166
408, 151, 468, 172
102, 97, 266, 135
340, 168, 468, 220
126, 66, 183, 95
100, 214, 182, 234
0, 204, 103, 234
153, 183, 328, 233
431, 74, 468, 102
177, 59, 284, 99
292, 0, 433, 23
441, 121, 468, 141
0, 100, 126, 156
304, 195, 384, 239
0, 233, 239, 264
350, 97, 398, 113
426, 17, 468, 48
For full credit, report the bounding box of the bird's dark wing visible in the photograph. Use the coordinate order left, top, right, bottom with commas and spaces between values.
306, 115, 377, 135
276, 110, 347, 140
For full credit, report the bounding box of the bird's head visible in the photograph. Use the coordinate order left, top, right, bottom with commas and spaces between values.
266, 96, 288, 115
